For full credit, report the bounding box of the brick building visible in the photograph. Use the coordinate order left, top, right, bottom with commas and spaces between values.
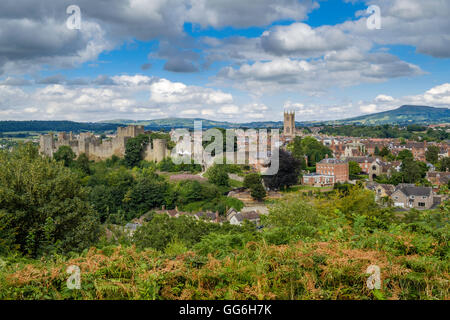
302, 173, 335, 187
345, 156, 376, 174
316, 157, 349, 183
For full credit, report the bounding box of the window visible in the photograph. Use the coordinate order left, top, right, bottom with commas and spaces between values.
418, 202, 425, 207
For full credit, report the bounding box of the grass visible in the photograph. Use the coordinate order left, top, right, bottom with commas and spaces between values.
229, 179, 243, 188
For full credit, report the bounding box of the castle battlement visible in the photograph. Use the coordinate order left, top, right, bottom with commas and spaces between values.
39, 125, 168, 163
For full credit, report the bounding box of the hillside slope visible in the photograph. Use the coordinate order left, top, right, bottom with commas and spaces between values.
333, 105, 450, 125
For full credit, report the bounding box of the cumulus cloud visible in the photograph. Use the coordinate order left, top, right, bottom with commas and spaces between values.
343, 83, 450, 119
187, 0, 318, 28
0, 0, 321, 75
36, 75, 67, 85
0, 73, 276, 122
216, 51, 423, 94
0, 77, 32, 86
360, 104, 378, 113
149, 78, 233, 105
276, 83, 450, 122
261, 23, 356, 57
343, 0, 450, 58
0, 10, 111, 74
283, 101, 315, 115
217, 105, 239, 115
375, 94, 394, 102
410, 83, 450, 106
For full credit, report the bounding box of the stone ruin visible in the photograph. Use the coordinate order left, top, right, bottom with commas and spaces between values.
39, 125, 169, 162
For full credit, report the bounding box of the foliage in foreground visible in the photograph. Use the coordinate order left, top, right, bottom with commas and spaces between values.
0, 186, 448, 300
0, 240, 447, 300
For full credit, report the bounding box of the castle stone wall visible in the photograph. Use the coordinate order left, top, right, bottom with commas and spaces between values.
39, 125, 169, 163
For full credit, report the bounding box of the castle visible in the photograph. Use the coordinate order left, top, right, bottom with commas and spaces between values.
283, 110, 296, 137
39, 125, 169, 162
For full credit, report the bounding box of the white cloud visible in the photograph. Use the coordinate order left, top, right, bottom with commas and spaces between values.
283, 101, 315, 115
0, 75, 272, 122
360, 104, 378, 113
375, 94, 394, 102
343, 0, 450, 58
149, 78, 233, 105
410, 83, 450, 105
180, 109, 199, 115
261, 23, 357, 57
187, 0, 318, 28
216, 52, 423, 94
112, 75, 155, 86
218, 105, 239, 114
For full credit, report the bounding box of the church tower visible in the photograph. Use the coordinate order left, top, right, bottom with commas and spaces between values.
283, 111, 295, 137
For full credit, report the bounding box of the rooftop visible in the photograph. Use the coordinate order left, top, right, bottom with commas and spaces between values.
318, 158, 347, 164
396, 185, 432, 197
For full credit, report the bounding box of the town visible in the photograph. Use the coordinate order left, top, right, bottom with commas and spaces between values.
35, 109, 449, 226
0, 0, 449, 304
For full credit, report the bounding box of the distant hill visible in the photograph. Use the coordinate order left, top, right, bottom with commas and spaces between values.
1, 105, 448, 133
100, 118, 287, 130
330, 105, 450, 125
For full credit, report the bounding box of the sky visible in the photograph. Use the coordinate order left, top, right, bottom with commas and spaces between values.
0, 0, 449, 123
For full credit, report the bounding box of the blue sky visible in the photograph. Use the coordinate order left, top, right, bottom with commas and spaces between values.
0, 0, 448, 122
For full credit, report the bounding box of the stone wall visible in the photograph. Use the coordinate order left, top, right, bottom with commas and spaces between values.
39, 125, 169, 163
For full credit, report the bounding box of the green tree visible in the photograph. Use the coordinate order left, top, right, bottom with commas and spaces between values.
174, 180, 204, 205
379, 146, 390, 157
438, 157, 450, 171
397, 149, 414, 161
205, 164, 230, 187
286, 136, 307, 169
348, 161, 362, 180
300, 136, 332, 166
263, 149, 301, 190
250, 183, 266, 201
88, 167, 134, 222
123, 173, 168, 220
0, 143, 99, 257
401, 159, 427, 183
75, 153, 91, 175
374, 146, 380, 156
243, 173, 262, 189
133, 214, 242, 251
124, 134, 150, 168
53, 145, 76, 167
425, 145, 440, 165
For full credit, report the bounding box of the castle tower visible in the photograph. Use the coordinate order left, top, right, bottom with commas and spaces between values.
153, 139, 167, 163
283, 111, 295, 137
39, 133, 55, 157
